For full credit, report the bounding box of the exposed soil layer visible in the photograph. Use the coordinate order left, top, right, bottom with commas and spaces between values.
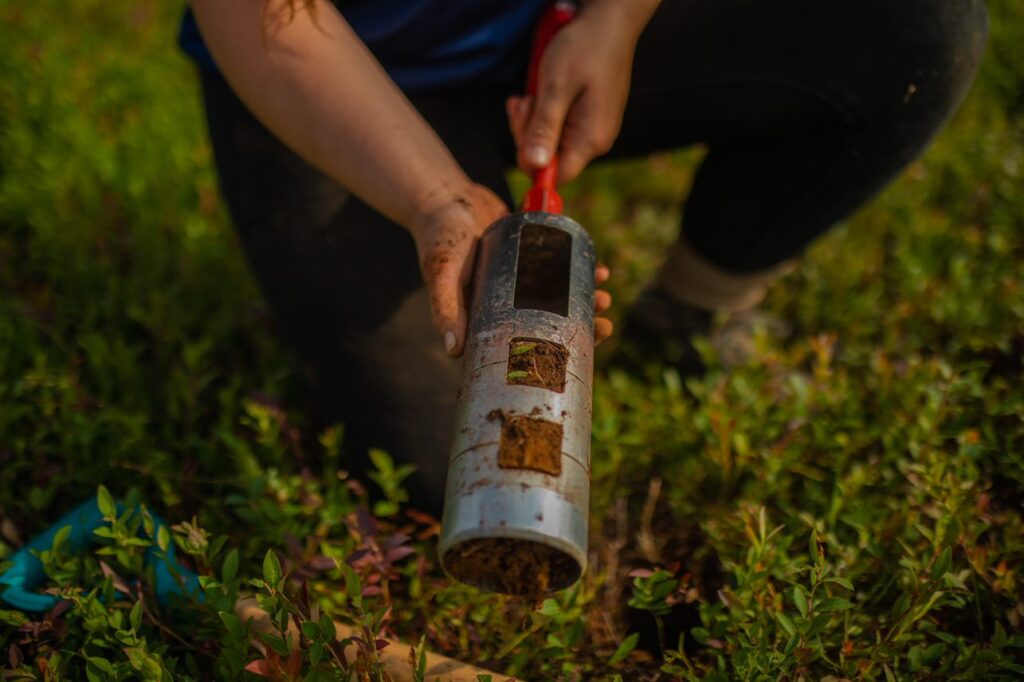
491, 413, 563, 476
444, 537, 581, 596
506, 337, 568, 392
513, 224, 572, 316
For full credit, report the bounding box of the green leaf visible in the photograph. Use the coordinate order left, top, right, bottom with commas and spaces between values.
368, 448, 394, 476
413, 634, 427, 682
209, 535, 228, 561
0, 609, 29, 627
88, 657, 116, 675
506, 370, 529, 380
129, 600, 143, 631
310, 641, 324, 667
218, 611, 244, 640
222, 549, 239, 583
301, 621, 321, 640
908, 644, 923, 671
608, 633, 639, 665
97, 485, 117, 518
510, 342, 537, 355
539, 599, 561, 616
777, 612, 797, 636
816, 597, 853, 612
52, 524, 72, 552
793, 586, 809, 618
931, 547, 953, 580
343, 564, 361, 601
319, 614, 336, 642
784, 634, 799, 656
827, 576, 854, 591
263, 549, 282, 586
156, 525, 171, 553
922, 642, 946, 664
805, 613, 832, 638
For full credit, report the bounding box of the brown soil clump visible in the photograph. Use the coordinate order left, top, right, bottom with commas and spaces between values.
444, 537, 581, 596
490, 413, 563, 476
506, 337, 568, 393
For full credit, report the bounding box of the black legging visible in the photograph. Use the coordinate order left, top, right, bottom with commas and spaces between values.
199, 0, 988, 514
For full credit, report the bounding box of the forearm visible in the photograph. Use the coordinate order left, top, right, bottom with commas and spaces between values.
191, 0, 469, 229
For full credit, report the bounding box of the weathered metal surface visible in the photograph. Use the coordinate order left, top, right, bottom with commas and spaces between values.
439, 212, 596, 593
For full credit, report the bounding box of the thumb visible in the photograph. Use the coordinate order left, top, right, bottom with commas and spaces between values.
423, 239, 477, 358
518, 77, 571, 172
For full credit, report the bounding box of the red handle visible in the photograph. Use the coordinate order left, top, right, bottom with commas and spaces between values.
521, 1, 576, 214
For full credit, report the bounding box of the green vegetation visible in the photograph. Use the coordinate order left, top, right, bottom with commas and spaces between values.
1, 1, 1022, 679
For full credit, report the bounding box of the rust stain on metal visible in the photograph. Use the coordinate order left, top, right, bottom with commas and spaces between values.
466, 477, 494, 494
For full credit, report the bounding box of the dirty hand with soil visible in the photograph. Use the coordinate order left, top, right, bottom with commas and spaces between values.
410, 185, 613, 359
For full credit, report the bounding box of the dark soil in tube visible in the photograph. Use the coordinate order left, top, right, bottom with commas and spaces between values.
444, 537, 581, 596
506, 337, 568, 393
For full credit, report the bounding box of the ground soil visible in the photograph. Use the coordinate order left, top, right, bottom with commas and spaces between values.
506, 337, 568, 393
444, 537, 581, 597
488, 411, 563, 476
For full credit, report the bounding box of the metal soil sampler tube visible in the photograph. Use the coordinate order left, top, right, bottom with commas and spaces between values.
438, 211, 596, 596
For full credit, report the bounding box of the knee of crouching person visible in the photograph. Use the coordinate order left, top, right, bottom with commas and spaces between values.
935, 1, 988, 101
907, 0, 990, 126
855, 0, 989, 164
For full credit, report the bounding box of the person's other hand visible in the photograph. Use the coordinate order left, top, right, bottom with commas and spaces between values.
595, 263, 613, 345
506, 3, 640, 184
410, 183, 508, 358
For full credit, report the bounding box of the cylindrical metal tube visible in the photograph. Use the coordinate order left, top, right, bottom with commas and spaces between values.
438, 211, 596, 596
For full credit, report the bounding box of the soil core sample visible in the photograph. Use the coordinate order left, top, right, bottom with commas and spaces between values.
443, 537, 581, 597
489, 411, 563, 476
506, 337, 569, 392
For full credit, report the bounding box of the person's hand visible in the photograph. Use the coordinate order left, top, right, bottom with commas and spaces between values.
410, 183, 509, 358
506, 3, 643, 184
410, 182, 614, 356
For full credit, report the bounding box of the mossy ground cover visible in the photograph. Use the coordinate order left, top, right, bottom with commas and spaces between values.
1, 1, 1022, 679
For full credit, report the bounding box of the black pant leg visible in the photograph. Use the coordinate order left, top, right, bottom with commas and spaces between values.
610, 0, 989, 272
199, 72, 512, 516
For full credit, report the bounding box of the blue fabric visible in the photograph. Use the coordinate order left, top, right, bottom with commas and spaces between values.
0, 497, 201, 613
178, 0, 548, 92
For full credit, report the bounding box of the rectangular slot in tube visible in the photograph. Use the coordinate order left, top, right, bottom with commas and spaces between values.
513, 224, 571, 316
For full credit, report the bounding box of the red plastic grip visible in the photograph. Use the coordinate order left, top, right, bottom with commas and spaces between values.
521, 1, 576, 214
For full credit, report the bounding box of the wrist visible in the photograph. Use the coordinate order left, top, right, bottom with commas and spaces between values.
580, 0, 661, 40
409, 181, 509, 245
406, 173, 475, 234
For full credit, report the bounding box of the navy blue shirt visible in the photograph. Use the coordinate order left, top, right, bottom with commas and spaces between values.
179, 0, 548, 92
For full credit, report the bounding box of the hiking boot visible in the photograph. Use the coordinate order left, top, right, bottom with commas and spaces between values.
607, 285, 714, 379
